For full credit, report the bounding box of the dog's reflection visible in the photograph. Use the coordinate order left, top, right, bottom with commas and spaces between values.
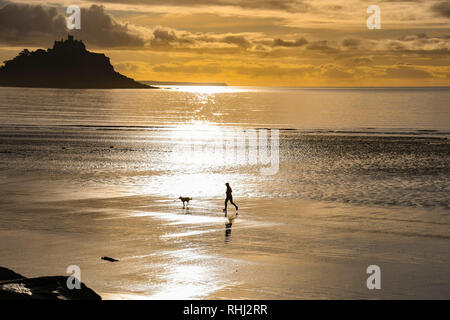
180, 207, 190, 214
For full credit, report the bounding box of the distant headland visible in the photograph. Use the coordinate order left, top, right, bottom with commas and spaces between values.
0, 35, 154, 89
143, 81, 228, 86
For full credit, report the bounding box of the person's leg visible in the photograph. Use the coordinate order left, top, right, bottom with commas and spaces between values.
224, 197, 229, 210
230, 197, 238, 211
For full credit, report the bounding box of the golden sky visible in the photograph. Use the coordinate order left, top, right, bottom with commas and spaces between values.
0, 0, 449, 86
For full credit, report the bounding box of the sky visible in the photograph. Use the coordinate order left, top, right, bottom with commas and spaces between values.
0, 0, 449, 86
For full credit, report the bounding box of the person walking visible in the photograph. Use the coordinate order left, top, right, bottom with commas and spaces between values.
223, 182, 238, 216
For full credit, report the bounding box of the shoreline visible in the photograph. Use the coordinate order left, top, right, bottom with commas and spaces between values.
1, 197, 449, 299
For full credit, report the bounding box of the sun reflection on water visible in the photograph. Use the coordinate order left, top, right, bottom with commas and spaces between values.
147, 248, 224, 299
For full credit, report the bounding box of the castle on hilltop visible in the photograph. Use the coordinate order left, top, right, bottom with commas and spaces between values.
52, 34, 86, 52
0, 34, 153, 89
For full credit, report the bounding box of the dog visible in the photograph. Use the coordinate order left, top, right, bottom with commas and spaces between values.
178, 196, 192, 208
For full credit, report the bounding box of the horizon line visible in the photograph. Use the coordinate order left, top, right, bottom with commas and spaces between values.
136, 83, 450, 88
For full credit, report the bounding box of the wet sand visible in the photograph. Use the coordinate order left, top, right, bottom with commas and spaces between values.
1, 190, 449, 299
0, 86, 449, 299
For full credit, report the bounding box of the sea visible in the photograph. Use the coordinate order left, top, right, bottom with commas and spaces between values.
0, 86, 449, 299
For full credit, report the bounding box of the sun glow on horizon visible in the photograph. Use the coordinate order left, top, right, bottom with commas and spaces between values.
167, 85, 250, 94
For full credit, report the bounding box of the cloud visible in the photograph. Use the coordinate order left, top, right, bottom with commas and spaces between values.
146, 26, 311, 53
320, 64, 354, 79
148, 27, 255, 50
272, 38, 308, 47
115, 62, 139, 73
222, 35, 252, 48
73, 5, 145, 48
153, 61, 357, 81
0, 3, 145, 48
0, 2, 66, 45
431, 1, 450, 18
398, 33, 429, 41
306, 40, 336, 52
351, 57, 373, 66
382, 65, 433, 78
148, 27, 198, 48
153, 62, 222, 74
85, 0, 310, 13
341, 39, 360, 48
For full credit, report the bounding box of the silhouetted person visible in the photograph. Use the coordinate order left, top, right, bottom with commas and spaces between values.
223, 182, 238, 216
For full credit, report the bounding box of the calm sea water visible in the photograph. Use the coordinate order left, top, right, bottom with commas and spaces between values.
0, 86, 449, 299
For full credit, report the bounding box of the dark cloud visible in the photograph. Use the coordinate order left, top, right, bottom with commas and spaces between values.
0, 3, 145, 48
341, 39, 360, 48
306, 40, 336, 52
86, 0, 310, 13
398, 33, 428, 41
382, 34, 449, 54
0, 2, 66, 46
431, 1, 450, 18
149, 27, 195, 48
272, 38, 308, 47
148, 27, 310, 52
222, 35, 252, 48
383, 66, 433, 78
351, 57, 373, 66
70, 5, 145, 48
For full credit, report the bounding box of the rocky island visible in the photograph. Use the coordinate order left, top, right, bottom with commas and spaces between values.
0, 35, 153, 89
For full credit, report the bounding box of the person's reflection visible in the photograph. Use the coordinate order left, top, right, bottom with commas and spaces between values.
225, 222, 232, 243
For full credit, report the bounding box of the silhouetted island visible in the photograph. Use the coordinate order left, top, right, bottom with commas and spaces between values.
0, 35, 153, 89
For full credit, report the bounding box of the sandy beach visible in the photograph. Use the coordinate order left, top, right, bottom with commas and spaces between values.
1, 192, 449, 299
0, 86, 449, 299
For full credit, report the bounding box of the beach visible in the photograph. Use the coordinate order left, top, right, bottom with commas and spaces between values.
0, 86, 449, 299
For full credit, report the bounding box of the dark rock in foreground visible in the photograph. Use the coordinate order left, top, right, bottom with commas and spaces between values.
0, 34, 154, 89
0, 267, 101, 300
0, 267, 25, 282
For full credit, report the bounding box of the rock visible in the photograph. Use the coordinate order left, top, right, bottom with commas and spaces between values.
0, 267, 26, 282
0, 34, 156, 89
0, 266, 101, 300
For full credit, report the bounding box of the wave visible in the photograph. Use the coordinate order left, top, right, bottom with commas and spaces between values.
0, 124, 449, 138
